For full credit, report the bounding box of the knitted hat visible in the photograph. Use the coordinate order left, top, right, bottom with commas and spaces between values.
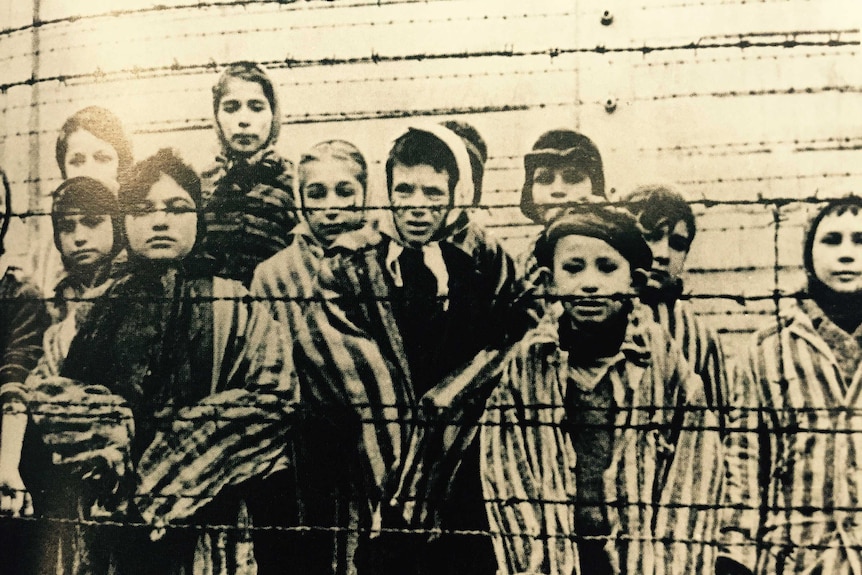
521, 129, 605, 223
534, 205, 652, 275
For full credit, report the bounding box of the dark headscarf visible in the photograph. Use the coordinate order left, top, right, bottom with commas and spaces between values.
534, 205, 652, 275
52, 177, 123, 271
521, 129, 605, 223
119, 148, 209, 273
803, 196, 862, 333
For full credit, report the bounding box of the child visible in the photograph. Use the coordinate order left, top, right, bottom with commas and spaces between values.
399, 207, 723, 575
33, 106, 133, 296
250, 139, 368, 574
200, 61, 299, 285
720, 196, 862, 575
621, 185, 729, 428
519, 129, 605, 226
6, 149, 295, 575
295, 123, 514, 574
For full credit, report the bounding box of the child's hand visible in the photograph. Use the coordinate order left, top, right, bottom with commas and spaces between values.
0, 467, 33, 517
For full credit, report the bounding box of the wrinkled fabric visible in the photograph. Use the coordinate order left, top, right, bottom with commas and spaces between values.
24, 272, 295, 575
295, 215, 515, 574
396, 304, 723, 575
200, 149, 299, 286
721, 300, 862, 575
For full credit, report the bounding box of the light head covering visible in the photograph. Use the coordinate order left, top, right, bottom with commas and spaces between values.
380, 123, 477, 309
212, 62, 281, 157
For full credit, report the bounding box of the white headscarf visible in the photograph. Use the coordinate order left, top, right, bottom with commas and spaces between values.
379, 123, 476, 310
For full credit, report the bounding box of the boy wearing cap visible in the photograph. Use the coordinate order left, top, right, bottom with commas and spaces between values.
398, 206, 722, 575
295, 123, 514, 574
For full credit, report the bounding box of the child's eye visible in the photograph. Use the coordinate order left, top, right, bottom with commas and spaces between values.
165, 200, 196, 214
852, 233, 862, 245
645, 228, 667, 243
560, 168, 586, 185
57, 218, 76, 233
128, 202, 155, 216
94, 152, 114, 164
668, 234, 690, 252
249, 100, 268, 113
533, 168, 554, 185
561, 261, 585, 274
820, 232, 842, 245
336, 184, 357, 199
304, 184, 327, 200
67, 154, 85, 167
220, 100, 240, 113
81, 215, 107, 228
597, 259, 619, 274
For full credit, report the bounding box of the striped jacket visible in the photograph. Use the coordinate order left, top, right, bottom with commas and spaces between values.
250, 221, 325, 352
399, 304, 723, 575
294, 215, 515, 527
721, 300, 862, 575
650, 299, 729, 432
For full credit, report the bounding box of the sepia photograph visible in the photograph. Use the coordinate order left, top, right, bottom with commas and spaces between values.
0, 1, 860, 573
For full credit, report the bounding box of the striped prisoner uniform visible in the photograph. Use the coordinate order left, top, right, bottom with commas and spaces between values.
294, 215, 515, 573
481, 303, 723, 575
721, 299, 862, 574
396, 303, 723, 575
0, 266, 50, 389
650, 298, 729, 432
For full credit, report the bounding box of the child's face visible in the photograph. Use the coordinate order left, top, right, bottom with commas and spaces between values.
390, 162, 450, 247
551, 234, 634, 326
57, 212, 114, 267
125, 174, 198, 261
532, 164, 594, 219
64, 129, 120, 192
301, 158, 365, 246
216, 77, 273, 156
811, 209, 862, 293
643, 219, 692, 281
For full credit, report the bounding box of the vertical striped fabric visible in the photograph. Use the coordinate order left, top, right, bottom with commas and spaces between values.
293, 218, 514, 544
250, 222, 324, 353
651, 299, 730, 431
721, 300, 862, 575
478, 304, 723, 575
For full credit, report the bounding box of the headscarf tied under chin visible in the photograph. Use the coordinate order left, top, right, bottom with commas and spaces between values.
803, 196, 862, 332
379, 123, 477, 307
211, 62, 281, 159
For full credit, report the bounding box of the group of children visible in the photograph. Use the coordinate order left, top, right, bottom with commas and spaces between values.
0, 60, 858, 575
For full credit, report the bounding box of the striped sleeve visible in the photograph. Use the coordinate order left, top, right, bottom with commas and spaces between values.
293, 249, 409, 506
135, 282, 297, 526
480, 343, 578, 575
718, 341, 764, 572
651, 334, 725, 575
